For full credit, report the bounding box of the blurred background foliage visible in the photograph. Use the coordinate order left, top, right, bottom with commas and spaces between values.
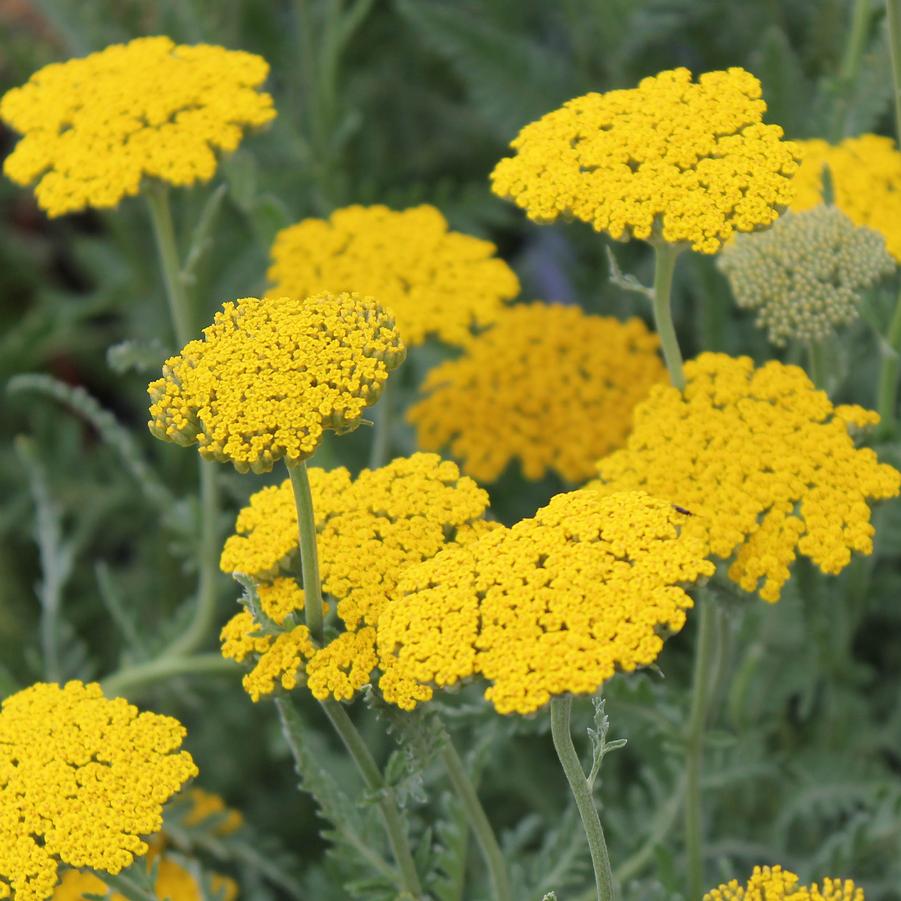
1, 1, 900, 898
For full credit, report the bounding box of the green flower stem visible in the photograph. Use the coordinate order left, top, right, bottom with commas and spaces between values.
550, 695, 617, 901
651, 242, 686, 390
100, 653, 234, 699
439, 738, 512, 901
146, 183, 193, 347
320, 698, 424, 898
876, 0, 901, 434
684, 594, 721, 901
145, 182, 222, 661
368, 377, 395, 470
807, 341, 828, 391
830, 0, 873, 140
286, 459, 325, 643
103, 871, 159, 901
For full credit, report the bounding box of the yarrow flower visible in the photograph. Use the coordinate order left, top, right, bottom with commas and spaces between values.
595, 353, 900, 602
267, 204, 520, 346
219, 454, 492, 701
791, 134, 901, 261
0, 36, 276, 216
0, 681, 197, 901
409, 302, 664, 483
704, 864, 863, 900
53, 861, 237, 901
491, 67, 800, 254
147, 292, 405, 473
377, 489, 714, 715
718, 205, 894, 345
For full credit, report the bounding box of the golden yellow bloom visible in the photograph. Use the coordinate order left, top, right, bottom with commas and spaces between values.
704, 865, 863, 900
1, 36, 275, 217
596, 353, 900, 602
0, 681, 197, 901
147, 292, 405, 473
791, 134, 901, 260
220, 454, 491, 702
53, 860, 237, 901
409, 303, 665, 483
491, 67, 799, 254
378, 489, 714, 715
182, 788, 243, 835
267, 204, 520, 346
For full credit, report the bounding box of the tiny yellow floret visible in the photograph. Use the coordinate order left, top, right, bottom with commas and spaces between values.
0, 681, 197, 901
219, 454, 491, 702
704, 864, 863, 900
491, 67, 800, 254
268, 204, 520, 346
147, 292, 405, 473
1, 36, 276, 216
409, 302, 665, 483
377, 489, 714, 715
791, 134, 901, 261
596, 353, 900, 601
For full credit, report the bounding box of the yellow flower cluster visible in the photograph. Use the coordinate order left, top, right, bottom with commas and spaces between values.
0, 36, 275, 217
53, 862, 237, 901
267, 204, 520, 347
409, 303, 664, 483
147, 292, 405, 473
0, 681, 197, 901
596, 353, 900, 601
704, 865, 863, 900
791, 134, 901, 260
220, 454, 491, 702
718, 205, 894, 345
377, 489, 714, 715
181, 787, 244, 835
491, 68, 799, 254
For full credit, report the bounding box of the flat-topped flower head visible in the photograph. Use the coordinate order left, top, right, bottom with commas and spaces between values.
409, 303, 664, 483
491, 67, 800, 254
791, 135, 901, 260
147, 292, 405, 473
596, 353, 900, 602
1, 36, 276, 217
704, 865, 863, 900
718, 205, 894, 345
377, 489, 714, 715
220, 454, 492, 701
267, 204, 520, 346
0, 681, 197, 901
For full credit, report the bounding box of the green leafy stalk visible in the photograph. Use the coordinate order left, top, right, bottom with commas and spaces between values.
807, 341, 828, 391
684, 594, 722, 901
368, 376, 395, 470
875, 0, 901, 433
100, 653, 234, 699
320, 698, 424, 898
549, 696, 617, 901
439, 738, 512, 901
286, 459, 325, 643
830, 0, 874, 140
651, 242, 686, 390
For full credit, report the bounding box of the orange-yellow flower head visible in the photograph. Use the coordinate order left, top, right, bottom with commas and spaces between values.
491, 67, 800, 254
0, 681, 197, 901
0, 36, 276, 217
704, 864, 863, 900
267, 204, 520, 347
596, 353, 900, 602
791, 134, 901, 261
377, 489, 714, 715
147, 292, 405, 473
219, 454, 492, 702
409, 303, 665, 483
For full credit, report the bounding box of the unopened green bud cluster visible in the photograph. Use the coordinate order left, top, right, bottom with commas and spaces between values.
718, 205, 895, 345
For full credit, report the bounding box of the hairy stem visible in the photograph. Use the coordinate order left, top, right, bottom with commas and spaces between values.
684, 595, 720, 901
651, 242, 685, 390
320, 699, 424, 898
286, 459, 325, 643
830, 0, 873, 139
100, 653, 234, 699
807, 341, 828, 391
368, 376, 395, 470
550, 696, 617, 901
440, 738, 512, 901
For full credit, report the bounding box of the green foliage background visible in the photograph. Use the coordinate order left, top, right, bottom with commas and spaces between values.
1, 1, 900, 899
